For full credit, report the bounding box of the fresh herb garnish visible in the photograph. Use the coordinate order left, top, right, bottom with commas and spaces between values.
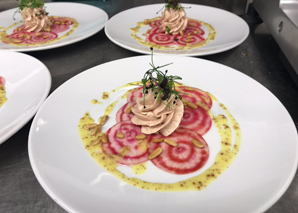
18, 0, 44, 11
165, 26, 171, 34
13, 0, 46, 20
142, 48, 184, 107
165, 0, 183, 10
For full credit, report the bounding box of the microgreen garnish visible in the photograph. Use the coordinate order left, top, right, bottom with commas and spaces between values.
18, 0, 44, 10
142, 48, 184, 107
165, 0, 183, 10
165, 26, 171, 34
156, 0, 191, 14
13, 0, 46, 20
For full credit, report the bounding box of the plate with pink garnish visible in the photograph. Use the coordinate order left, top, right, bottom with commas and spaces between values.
105, 2, 249, 56
0, 1, 108, 52
0, 51, 51, 144
29, 54, 297, 213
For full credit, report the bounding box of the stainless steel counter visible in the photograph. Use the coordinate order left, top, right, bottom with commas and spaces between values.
1, 0, 298, 212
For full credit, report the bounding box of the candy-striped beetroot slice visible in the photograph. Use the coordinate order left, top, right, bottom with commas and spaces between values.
148, 127, 209, 175
177, 86, 212, 109
188, 20, 202, 28
149, 19, 162, 28
102, 120, 149, 166
184, 26, 205, 36
7, 31, 58, 44
13, 25, 26, 33
51, 24, 70, 34
6, 32, 28, 43
147, 33, 176, 46
116, 102, 135, 122
180, 106, 211, 135
30, 32, 58, 43
174, 34, 205, 46
0, 76, 5, 86
126, 86, 143, 102
149, 27, 162, 34
52, 17, 75, 25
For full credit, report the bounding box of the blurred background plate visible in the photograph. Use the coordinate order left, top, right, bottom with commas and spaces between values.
0, 2, 108, 52
105, 4, 249, 56
0, 51, 51, 144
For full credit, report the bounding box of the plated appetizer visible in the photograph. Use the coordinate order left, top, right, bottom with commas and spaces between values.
130, 0, 216, 50
0, 0, 78, 46
78, 50, 241, 191
0, 76, 7, 108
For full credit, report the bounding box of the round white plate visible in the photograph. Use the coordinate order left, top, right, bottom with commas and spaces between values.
105, 4, 249, 56
0, 51, 51, 144
29, 55, 297, 213
0, 2, 108, 52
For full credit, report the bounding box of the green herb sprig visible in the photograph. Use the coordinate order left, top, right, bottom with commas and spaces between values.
18, 0, 44, 11
165, 0, 183, 10
13, 0, 45, 20
141, 48, 184, 107
165, 26, 171, 34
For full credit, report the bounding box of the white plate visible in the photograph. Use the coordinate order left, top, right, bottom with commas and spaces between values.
0, 51, 51, 144
29, 55, 297, 213
105, 4, 249, 56
0, 2, 108, 52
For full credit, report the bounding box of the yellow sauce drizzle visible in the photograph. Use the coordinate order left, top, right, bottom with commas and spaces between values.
104, 101, 119, 115
102, 81, 144, 100
78, 84, 241, 192
0, 84, 7, 108
132, 162, 148, 175
91, 99, 103, 105
130, 17, 216, 51
0, 17, 78, 46
101, 92, 109, 100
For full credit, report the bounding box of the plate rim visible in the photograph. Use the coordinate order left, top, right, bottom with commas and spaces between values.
28, 55, 298, 213
0, 51, 52, 144
104, 3, 250, 56
0, 2, 109, 52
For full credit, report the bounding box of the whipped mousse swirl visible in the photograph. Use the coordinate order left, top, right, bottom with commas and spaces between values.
159, 8, 188, 35
21, 7, 52, 32
131, 89, 184, 136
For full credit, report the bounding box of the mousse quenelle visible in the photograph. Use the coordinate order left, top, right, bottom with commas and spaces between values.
159, 6, 188, 35
131, 89, 184, 136
21, 6, 52, 32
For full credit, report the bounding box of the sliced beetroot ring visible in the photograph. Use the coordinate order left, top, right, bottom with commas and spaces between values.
148, 127, 209, 175
102, 120, 149, 166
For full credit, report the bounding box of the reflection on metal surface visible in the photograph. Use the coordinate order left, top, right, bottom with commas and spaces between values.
280, 0, 298, 28
278, 21, 283, 32
255, 0, 298, 86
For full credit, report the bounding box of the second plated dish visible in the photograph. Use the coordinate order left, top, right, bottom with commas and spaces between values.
0, 2, 108, 52
105, 4, 249, 56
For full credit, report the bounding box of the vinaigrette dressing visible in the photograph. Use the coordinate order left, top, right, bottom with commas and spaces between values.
0, 84, 7, 108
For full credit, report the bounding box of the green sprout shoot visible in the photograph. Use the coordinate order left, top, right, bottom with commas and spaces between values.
141, 47, 185, 107
13, 0, 46, 20
18, 0, 44, 10
165, 26, 171, 34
